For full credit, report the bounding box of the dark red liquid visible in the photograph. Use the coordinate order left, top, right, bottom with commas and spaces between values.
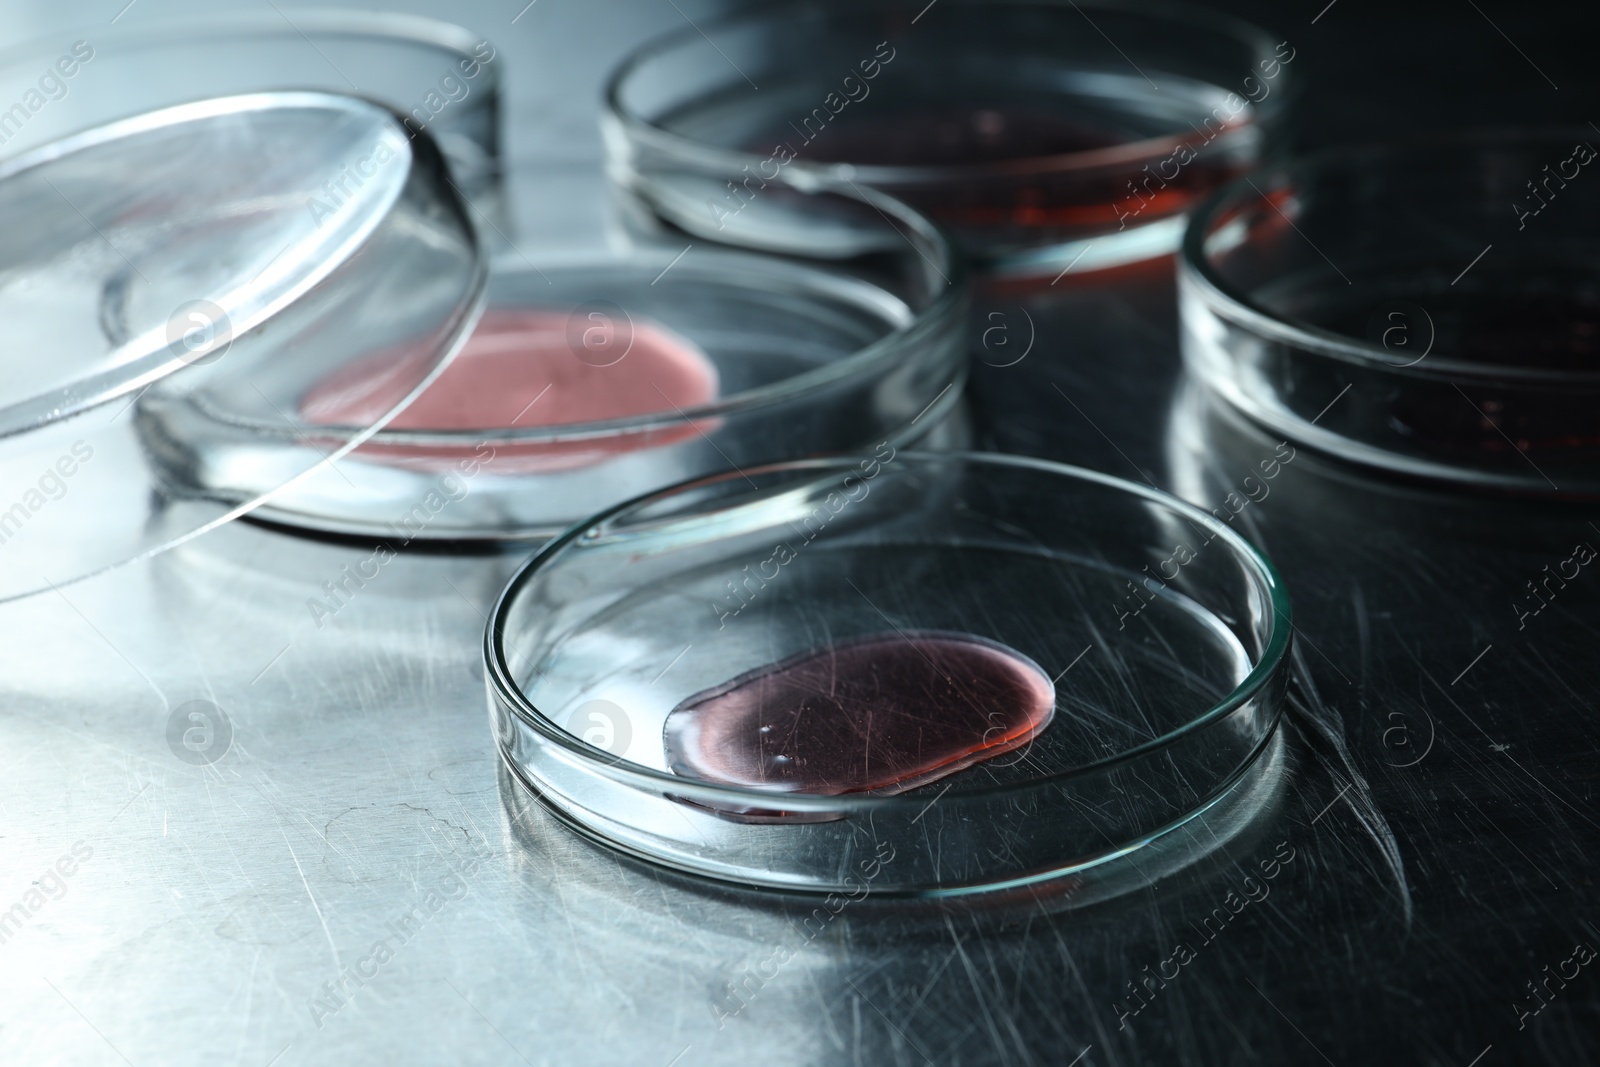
1402, 289, 1600, 456
753, 105, 1249, 245
1281, 274, 1600, 458
663, 631, 1055, 820
803, 106, 1125, 167
1301, 280, 1600, 373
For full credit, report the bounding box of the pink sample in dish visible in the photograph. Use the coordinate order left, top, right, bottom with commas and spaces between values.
300, 309, 720, 473
663, 631, 1056, 820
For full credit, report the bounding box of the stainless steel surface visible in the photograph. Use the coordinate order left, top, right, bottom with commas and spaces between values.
3, 2, 1597, 1065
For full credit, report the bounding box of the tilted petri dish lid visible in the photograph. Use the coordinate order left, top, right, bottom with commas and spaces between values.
0, 91, 485, 601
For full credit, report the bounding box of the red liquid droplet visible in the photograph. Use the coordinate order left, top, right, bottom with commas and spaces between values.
663, 631, 1055, 819
300, 310, 719, 473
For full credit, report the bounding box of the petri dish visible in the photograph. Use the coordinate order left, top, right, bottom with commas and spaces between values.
604, 0, 1292, 277
487, 452, 1291, 894
0, 92, 484, 602
253, 185, 967, 540
1181, 130, 1600, 495
0, 11, 501, 210
496, 726, 1291, 913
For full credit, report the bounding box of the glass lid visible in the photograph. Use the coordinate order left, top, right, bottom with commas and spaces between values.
0, 91, 485, 601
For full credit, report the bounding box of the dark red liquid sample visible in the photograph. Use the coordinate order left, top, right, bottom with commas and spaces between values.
754, 105, 1250, 244
299, 310, 719, 473
1280, 274, 1600, 457
663, 631, 1055, 811
801, 106, 1125, 168
1300, 279, 1600, 373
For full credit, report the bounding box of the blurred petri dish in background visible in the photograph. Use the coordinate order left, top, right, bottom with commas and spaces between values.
0, 11, 502, 217
604, 0, 1292, 278
255, 184, 967, 540
1181, 131, 1600, 496
0, 92, 483, 602
487, 452, 1291, 894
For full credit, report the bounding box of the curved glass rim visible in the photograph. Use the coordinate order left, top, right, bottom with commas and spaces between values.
0, 91, 413, 439
1181, 127, 1600, 386
603, 0, 1286, 187
0, 8, 499, 83
318, 186, 967, 444
485, 451, 1293, 810
30, 281, 487, 604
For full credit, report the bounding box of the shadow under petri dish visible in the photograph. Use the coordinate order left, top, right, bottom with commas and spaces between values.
662, 630, 1056, 823
299, 309, 720, 473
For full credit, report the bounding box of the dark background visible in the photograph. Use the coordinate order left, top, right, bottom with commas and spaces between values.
955, 3, 1600, 1065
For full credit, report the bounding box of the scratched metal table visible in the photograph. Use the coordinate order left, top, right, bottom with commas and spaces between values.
3, 1, 1598, 1065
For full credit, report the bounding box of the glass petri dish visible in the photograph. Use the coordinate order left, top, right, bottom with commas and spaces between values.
604, 0, 1292, 277
0, 11, 501, 209
253, 184, 966, 540
487, 452, 1291, 894
0, 92, 484, 602
496, 726, 1291, 913
1181, 130, 1600, 495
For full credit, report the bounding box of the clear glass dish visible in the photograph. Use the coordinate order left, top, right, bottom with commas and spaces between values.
254, 186, 967, 540
495, 724, 1291, 913
604, 0, 1292, 277
1181, 130, 1600, 495
0, 92, 484, 602
487, 453, 1291, 894
0, 10, 501, 208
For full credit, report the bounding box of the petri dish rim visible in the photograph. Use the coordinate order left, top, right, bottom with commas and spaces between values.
0, 8, 500, 92
0, 91, 412, 439
1181, 127, 1600, 387
485, 451, 1293, 812
304, 189, 967, 445
497, 724, 1286, 898
603, 0, 1286, 188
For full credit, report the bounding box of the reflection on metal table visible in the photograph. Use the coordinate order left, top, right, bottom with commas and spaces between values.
2, 1, 1598, 1065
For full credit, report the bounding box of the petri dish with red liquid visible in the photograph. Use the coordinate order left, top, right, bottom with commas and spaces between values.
253, 182, 967, 540
604, 0, 1293, 279
0, 92, 483, 602
1181, 131, 1600, 495
487, 453, 1291, 894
